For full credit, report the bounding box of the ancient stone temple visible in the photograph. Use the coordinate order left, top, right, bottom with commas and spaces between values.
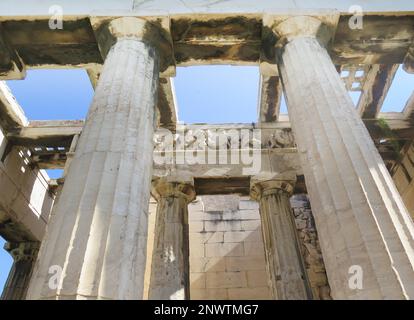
0, 1, 414, 300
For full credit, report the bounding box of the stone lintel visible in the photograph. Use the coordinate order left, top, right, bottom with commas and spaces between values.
6, 120, 83, 148
258, 75, 282, 122
358, 64, 399, 119
157, 77, 178, 131
0, 24, 26, 80
91, 16, 175, 77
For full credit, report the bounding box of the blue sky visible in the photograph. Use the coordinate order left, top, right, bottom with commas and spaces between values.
0, 64, 413, 293
0, 239, 12, 291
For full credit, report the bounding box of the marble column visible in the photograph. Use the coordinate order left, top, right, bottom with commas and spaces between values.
271, 15, 414, 299
148, 178, 195, 300
26, 17, 162, 300
251, 178, 309, 300
1, 241, 39, 300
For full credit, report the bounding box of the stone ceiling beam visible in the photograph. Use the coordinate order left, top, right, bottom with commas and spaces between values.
357, 64, 399, 119
0, 14, 412, 70
0, 24, 25, 80
1, 1, 414, 16
157, 77, 178, 130
2, 18, 103, 69
0, 82, 28, 131
258, 75, 282, 122
6, 120, 83, 147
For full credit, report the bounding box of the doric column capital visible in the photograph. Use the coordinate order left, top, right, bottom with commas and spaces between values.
106, 17, 170, 46
92, 16, 175, 76
263, 12, 339, 48
250, 173, 296, 200
151, 177, 196, 203
4, 241, 40, 262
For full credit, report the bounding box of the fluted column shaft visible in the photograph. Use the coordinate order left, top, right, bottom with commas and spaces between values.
275, 16, 414, 299
251, 180, 309, 299
27, 18, 160, 300
148, 179, 195, 300
1, 242, 39, 300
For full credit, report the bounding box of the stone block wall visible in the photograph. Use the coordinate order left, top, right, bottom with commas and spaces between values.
188, 195, 271, 300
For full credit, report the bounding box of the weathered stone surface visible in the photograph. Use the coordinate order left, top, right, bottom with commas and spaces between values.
191, 288, 228, 300
291, 195, 331, 300
206, 271, 247, 289
190, 257, 225, 273
227, 287, 271, 300
225, 256, 266, 272
201, 195, 239, 212
190, 231, 224, 243
205, 243, 244, 258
